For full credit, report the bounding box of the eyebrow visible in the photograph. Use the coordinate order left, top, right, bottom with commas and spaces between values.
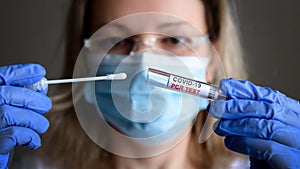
95, 22, 131, 33
157, 22, 191, 29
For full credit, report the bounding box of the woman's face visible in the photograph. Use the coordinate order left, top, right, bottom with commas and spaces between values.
80, 0, 214, 149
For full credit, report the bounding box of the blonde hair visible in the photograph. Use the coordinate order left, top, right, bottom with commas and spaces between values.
35, 0, 248, 168
202, 0, 247, 83
216, 0, 247, 81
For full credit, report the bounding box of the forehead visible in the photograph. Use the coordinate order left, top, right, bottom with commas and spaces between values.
89, 0, 207, 34
91, 13, 205, 38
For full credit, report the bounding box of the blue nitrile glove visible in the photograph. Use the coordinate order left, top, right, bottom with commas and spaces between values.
0, 64, 52, 169
208, 78, 300, 169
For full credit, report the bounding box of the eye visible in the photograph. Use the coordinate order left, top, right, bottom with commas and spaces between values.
161, 36, 190, 46
109, 37, 136, 54
114, 38, 134, 48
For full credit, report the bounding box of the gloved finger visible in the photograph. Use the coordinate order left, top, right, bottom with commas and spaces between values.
215, 118, 300, 149
0, 105, 49, 134
0, 127, 41, 154
224, 136, 300, 169
0, 153, 10, 169
0, 64, 45, 86
220, 78, 300, 112
0, 86, 52, 114
208, 99, 300, 128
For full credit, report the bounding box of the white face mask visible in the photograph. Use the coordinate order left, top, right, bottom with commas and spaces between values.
84, 52, 209, 139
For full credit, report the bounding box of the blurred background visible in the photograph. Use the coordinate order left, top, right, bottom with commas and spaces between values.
0, 0, 299, 99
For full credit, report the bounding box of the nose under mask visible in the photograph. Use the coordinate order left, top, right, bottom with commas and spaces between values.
84, 52, 209, 139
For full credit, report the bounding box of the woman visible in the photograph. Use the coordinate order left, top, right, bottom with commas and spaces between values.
1, 0, 299, 168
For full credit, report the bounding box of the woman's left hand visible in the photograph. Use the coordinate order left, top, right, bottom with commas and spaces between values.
208, 78, 300, 169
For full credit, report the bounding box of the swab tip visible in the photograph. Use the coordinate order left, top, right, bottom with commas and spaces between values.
107, 73, 127, 80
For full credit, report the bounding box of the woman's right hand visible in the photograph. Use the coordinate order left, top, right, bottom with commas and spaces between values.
0, 64, 52, 168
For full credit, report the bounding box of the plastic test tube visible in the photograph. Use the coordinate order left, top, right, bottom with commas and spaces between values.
146, 68, 227, 100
